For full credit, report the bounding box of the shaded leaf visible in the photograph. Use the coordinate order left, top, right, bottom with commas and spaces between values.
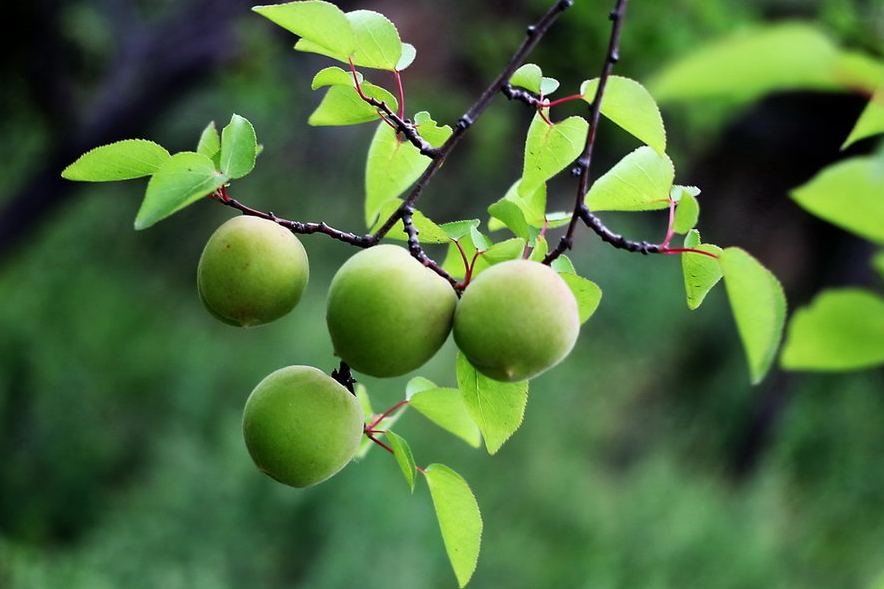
581, 76, 666, 154
135, 152, 229, 230
479, 238, 526, 267
681, 230, 723, 310
520, 114, 588, 198
719, 247, 786, 384
469, 227, 491, 252
397, 43, 417, 70
386, 430, 416, 492
62, 139, 170, 182
791, 156, 884, 244
423, 464, 482, 589
585, 146, 674, 211
551, 254, 576, 274
781, 288, 884, 371
456, 352, 528, 454
559, 273, 602, 323
409, 387, 482, 447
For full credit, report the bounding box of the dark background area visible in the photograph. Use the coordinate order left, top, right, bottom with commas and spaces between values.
1, 0, 883, 587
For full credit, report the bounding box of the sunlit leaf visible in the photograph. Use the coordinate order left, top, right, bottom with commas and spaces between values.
196, 122, 220, 162
134, 152, 229, 230
441, 220, 481, 241
528, 235, 548, 262
397, 43, 417, 70
308, 82, 398, 126
409, 387, 481, 447
456, 352, 528, 454
253, 1, 356, 61
558, 273, 602, 323
386, 430, 416, 492
719, 247, 786, 384
681, 230, 723, 310
347, 10, 402, 70
311, 66, 360, 89
672, 190, 700, 234
219, 114, 257, 179
843, 86, 884, 149
581, 76, 666, 154
510, 63, 543, 94
469, 227, 491, 252
62, 139, 170, 182
585, 146, 674, 211
488, 198, 530, 239
520, 114, 588, 198
551, 254, 576, 274
479, 238, 526, 267
423, 464, 482, 588
790, 156, 884, 245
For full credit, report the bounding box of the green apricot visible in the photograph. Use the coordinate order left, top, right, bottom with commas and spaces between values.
242, 365, 364, 488
453, 259, 580, 382
326, 244, 458, 377
197, 216, 309, 327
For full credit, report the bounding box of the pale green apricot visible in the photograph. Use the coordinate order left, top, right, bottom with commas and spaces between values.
453, 259, 579, 382
197, 215, 309, 327
242, 365, 363, 488
326, 244, 458, 377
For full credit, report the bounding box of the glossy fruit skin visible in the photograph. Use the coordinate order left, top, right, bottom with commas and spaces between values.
242, 365, 363, 488
197, 216, 309, 327
326, 244, 458, 377
453, 259, 580, 382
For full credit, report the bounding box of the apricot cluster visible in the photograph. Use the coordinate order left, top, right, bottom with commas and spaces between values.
197, 218, 581, 488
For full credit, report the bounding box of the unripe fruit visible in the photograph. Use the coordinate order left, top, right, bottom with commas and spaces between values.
326, 244, 458, 377
242, 365, 363, 488
197, 216, 309, 327
453, 259, 580, 382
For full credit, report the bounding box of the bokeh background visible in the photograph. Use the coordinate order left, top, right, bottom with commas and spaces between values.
2, 0, 884, 587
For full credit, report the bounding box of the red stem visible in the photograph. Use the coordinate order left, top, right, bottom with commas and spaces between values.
394, 70, 406, 119
367, 399, 410, 431
538, 93, 585, 108
660, 247, 719, 259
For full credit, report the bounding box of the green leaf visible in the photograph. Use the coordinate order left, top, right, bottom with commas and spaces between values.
409, 388, 482, 448
672, 190, 700, 234
456, 352, 528, 454
719, 247, 786, 384
681, 230, 723, 310
423, 464, 483, 588
510, 63, 543, 94
469, 227, 491, 252
364, 117, 451, 226
406, 376, 437, 398
480, 238, 526, 267
551, 254, 576, 274
441, 220, 480, 241
540, 77, 560, 96
648, 23, 841, 103
219, 114, 257, 179
781, 288, 884, 371
196, 122, 221, 163
497, 180, 547, 229
520, 114, 588, 198
61, 139, 170, 182
308, 82, 398, 127
397, 43, 417, 70
386, 430, 416, 492
347, 10, 402, 70
558, 273, 602, 323
843, 86, 884, 149
311, 66, 360, 89
356, 383, 373, 418
253, 1, 356, 62
528, 235, 548, 262
581, 76, 667, 154
585, 146, 674, 212
488, 198, 530, 239
134, 153, 228, 230
791, 156, 884, 245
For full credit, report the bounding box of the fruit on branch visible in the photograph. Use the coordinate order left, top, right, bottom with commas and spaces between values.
197, 215, 309, 327
242, 365, 363, 488
454, 259, 580, 382
326, 244, 458, 377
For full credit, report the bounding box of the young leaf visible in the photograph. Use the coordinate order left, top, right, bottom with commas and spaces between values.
585, 146, 674, 211
469, 227, 491, 252
253, 1, 356, 62
488, 198, 530, 239
386, 430, 416, 492
406, 376, 437, 398
790, 156, 884, 245
719, 247, 786, 384
308, 82, 398, 126
311, 66, 361, 89
842, 85, 884, 149
558, 273, 602, 323
540, 76, 560, 96
61, 139, 171, 182
441, 220, 481, 241
551, 254, 577, 274
456, 352, 528, 454
196, 122, 221, 162
409, 387, 482, 448
649, 23, 840, 103
364, 116, 452, 225
520, 114, 589, 198
681, 230, 723, 310
510, 63, 543, 94
780, 288, 884, 371
528, 235, 548, 262
581, 75, 667, 154
219, 114, 257, 179
672, 190, 700, 234
134, 152, 229, 230
347, 10, 402, 70
397, 43, 417, 70
423, 464, 483, 588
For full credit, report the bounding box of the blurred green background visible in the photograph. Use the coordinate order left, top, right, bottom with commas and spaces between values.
2, 0, 884, 588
